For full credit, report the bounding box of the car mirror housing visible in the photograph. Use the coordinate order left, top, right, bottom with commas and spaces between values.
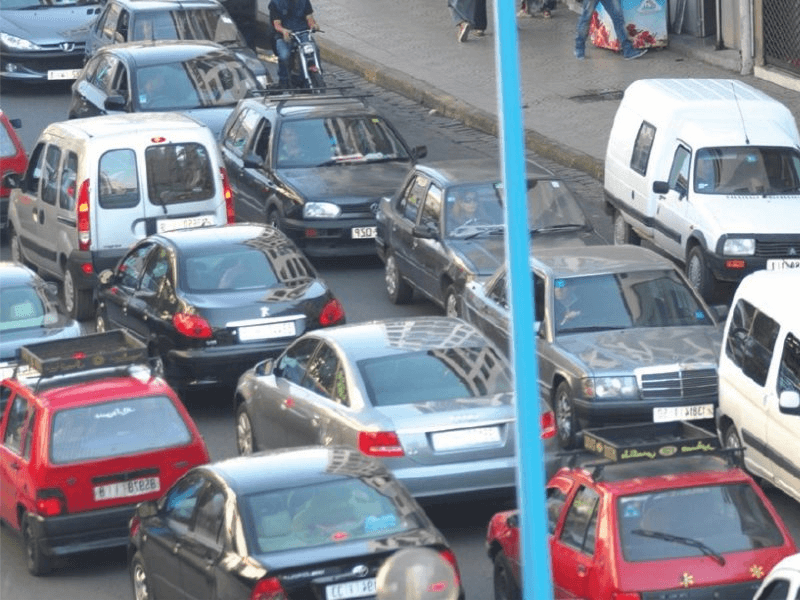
778, 391, 800, 415
412, 224, 437, 240
3, 172, 21, 190
97, 269, 115, 285
255, 358, 274, 376
411, 145, 427, 160
652, 180, 669, 194
137, 500, 159, 518
104, 95, 126, 111
243, 152, 262, 169
712, 304, 729, 322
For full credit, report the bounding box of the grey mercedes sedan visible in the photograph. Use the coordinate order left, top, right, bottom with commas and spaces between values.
233, 316, 558, 502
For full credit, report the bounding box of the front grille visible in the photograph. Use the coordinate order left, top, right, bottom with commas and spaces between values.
640, 578, 761, 599
638, 367, 717, 401
339, 201, 377, 216
756, 238, 800, 258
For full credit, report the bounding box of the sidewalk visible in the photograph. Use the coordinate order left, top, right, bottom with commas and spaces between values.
314, 0, 800, 181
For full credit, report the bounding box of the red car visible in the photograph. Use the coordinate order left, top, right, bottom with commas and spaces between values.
486, 422, 798, 600
0, 331, 210, 576
1, 109, 27, 227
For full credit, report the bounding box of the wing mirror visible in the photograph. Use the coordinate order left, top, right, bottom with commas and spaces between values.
104, 95, 126, 111
412, 224, 437, 240
652, 181, 669, 195
255, 358, 274, 376
98, 269, 115, 285
243, 153, 262, 169
778, 391, 800, 415
2, 172, 21, 190
411, 145, 428, 161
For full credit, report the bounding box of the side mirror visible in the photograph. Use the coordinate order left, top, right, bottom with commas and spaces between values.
712, 304, 729, 322
255, 358, 274, 376
9, 118, 22, 129
411, 145, 427, 161
2, 172, 21, 190
778, 391, 800, 415
652, 181, 669, 195
137, 500, 159, 518
104, 94, 126, 111
243, 152, 262, 169
412, 224, 437, 240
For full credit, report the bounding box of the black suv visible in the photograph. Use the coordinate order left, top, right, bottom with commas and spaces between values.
219, 93, 427, 257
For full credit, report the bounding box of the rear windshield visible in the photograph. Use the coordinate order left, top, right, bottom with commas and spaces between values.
617, 483, 786, 562
146, 142, 215, 205
50, 395, 192, 464
357, 346, 513, 406
0, 284, 48, 332
182, 247, 280, 292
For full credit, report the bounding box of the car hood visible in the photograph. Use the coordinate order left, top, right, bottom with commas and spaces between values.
182, 106, 236, 139
2, 8, 96, 45
555, 326, 722, 373
277, 162, 411, 203
0, 319, 82, 363
698, 194, 800, 233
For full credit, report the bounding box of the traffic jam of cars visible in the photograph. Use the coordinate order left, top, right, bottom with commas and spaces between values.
2, 3, 800, 599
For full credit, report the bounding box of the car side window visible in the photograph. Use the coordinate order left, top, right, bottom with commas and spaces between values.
668, 145, 691, 196
192, 486, 225, 549
400, 175, 429, 223
276, 338, 320, 385
163, 474, 207, 534
726, 299, 779, 387
23, 143, 45, 194
252, 118, 272, 163
140, 245, 171, 294
101, 3, 122, 40
419, 184, 442, 231
754, 579, 792, 600
99, 148, 139, 209
92, 55, 119, 92
546, 486, 568, 535
116, 9, 130, 42
117, 243, 155, 290
630, 121, 656, 176
488, 274, 507, 307
534, 273, 545, 323
41, 145, 62, 206
59, 151, 78, 211
559, 485, 600, 555
778, 332, 800, 395
2, 395, 31, 457
302, 343, 341, 400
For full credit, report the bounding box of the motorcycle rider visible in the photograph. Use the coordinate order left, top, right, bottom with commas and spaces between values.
269, 0, 319, 89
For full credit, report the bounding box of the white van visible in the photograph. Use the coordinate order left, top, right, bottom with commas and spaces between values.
6, 113, 235, 320
604, 78, 800, 300
715, 269, 800, 504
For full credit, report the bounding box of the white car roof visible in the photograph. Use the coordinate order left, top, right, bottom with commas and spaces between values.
734, 269, 800, 330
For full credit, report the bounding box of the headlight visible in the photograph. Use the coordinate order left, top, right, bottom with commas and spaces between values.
583, 376, 638, 399
304, 202, 341, 219
722, 238, 755, 256
0, 32, 43, 51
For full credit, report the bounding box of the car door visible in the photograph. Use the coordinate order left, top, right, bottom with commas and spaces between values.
653, 144, 691, 259
85, 1, 120, 57
464, 271, 511, 353
766, 330, 800, 501
11, 143, 46, 269
0, 390, 36, 527
389, 173, 429, 285
125, 242, 175, 345
72, 53, 123, 118
297, 341, 352, 447
102, 242, 157, 336
221, 108, 274, 213
413, 182, 447, 302
34, 143, 64, 277
178, 484, 226, 600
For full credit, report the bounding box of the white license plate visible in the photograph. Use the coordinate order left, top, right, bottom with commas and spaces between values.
47, 68, 81, 80
238, 321, 296, 341
93, 476, 160, 501
351, 226, 377, 239
767, 258, 800, 270
326, 578, 376, 600
157, 215, 216, 233
653, 404, 714, 423
431, 426, 502, 452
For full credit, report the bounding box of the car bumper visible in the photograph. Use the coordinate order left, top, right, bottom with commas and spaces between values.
27, 504, 135, 558
282, 216, 379, 257
706, 236, 800, 283
166, 342, 290, 388
1, 51, 84, 81
573, 396, 717, 430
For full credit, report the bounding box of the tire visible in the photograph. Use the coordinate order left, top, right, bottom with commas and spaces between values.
267, 206, 282, 232
236, 404, 256, 456
493, 552, 521, 600
686, 245, 715, 302
23, 513, 51, 576
444, 285, 460, 318
130, 551, 154, 600
612, 210, 640, 246
63, 269, 92, 320
554, 381, 579, 449
724, 423, 742, 451
385, 253, 413, 304
10, 228, 24, 265
309, 70, 326, 91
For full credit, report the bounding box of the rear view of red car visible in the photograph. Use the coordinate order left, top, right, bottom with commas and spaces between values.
0, 331, 210, 575
0, 109, 27, 228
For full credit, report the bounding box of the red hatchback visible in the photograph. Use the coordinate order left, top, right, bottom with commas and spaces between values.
0, 331, 209, 576
486, 422, 798, 600
0, 109, 27, 227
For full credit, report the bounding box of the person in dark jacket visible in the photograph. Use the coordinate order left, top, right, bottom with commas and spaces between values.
269, 0, 319, 87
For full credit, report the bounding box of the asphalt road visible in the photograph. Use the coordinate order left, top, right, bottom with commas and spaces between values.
1, 68, 798, 600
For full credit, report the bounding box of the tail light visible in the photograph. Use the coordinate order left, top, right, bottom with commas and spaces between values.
251, 577, 287, 600
173, 312, 213, 339
358, 431, 404, 457
540, 409, 557, 439
437, 548, 462, 591
76, 179, 91, 251
130, 514, 141, 539
36, 489, 66, 517
220, 167, 235, 224
319, 298, 345, 326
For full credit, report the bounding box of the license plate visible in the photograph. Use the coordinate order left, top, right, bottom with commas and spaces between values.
767, 258, 800, 270
431, 426, 501, 451
93, 476, 160, 501
157, 215, 216, 233
326, 578, 376, 600
47, 68, 81, 80
351, 226, 377, 239
653, 404, 714, 423
238, 321, 296, 341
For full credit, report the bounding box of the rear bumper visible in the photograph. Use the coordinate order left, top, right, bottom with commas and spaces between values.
28, 504, 135, 558
167, 342, 289, 388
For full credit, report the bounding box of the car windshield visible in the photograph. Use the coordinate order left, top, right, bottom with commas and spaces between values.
50, 396, 192, 464
553, 269, 713, 335
133, 9, 244, 46
694, 146, 800, 195
0, 284, 56, 332
617, 484, 786, 562
243, 478, 420, 553
275, 116, 411, 168
182, 247, 280, 292
357, 346, 513, 406
2, 0, 96, 8
135, 56, 258, 111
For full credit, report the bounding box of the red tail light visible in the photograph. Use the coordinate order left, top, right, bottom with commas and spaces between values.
319, 298, 345, 326
76, 179, 91, 251
540, 409, 557, 439
173, 312, 212, 339
36, 489, 66, 517
130, 514, 141, 539
220, 167, 235, 224
438, 548, 462, 591
251, 577, 287, 600
358, 431, 404, 457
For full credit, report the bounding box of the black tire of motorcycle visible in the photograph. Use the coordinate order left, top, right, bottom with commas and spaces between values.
309, 71, 326, 91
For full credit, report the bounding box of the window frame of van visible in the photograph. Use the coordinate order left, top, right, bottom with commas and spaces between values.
667, 145, 691, 197
778, 332, 800, 396
630, 121, 656, 177
98, 148, 140, 209
725, 298, 780, 387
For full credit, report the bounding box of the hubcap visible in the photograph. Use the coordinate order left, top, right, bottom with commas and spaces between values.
688, 256, 702, 289
446, 293, 458, 318
237, 412, 253, 455
133, 563, 149, 600
613, 214, 625, 244
96, 315, 105, 333
385, 257, 398, 296
64, 271, 75, 314
11, 234, 21, 263
726, 429, 740, 449
556, 392, 572, 441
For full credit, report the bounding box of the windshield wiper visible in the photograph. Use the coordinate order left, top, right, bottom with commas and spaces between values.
461, 224, 504, 240
631, 529, 726, 566
530, 223, 586, 234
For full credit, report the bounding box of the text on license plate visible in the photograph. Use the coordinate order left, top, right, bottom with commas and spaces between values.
431, 426, 502, 451
47, 69, 82, 81
157, 215, 216, 233
238, 321, 296, 341
326, 578, 376, 600
351, 226, 377, 239
767, 258, 800, 270
653, 404, 714, 423
94, 477, 160, 501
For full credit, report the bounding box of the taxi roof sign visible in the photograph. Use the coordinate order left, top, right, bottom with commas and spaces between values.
582, 422, 719, 463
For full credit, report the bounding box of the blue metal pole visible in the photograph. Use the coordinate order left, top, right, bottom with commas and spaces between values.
491, 1, 554, 599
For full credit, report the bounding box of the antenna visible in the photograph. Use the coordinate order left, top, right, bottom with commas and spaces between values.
731, 81, 751, 145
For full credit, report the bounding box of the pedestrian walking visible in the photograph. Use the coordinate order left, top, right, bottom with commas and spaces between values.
448, 0, 476, 42
575, 0, 646, 60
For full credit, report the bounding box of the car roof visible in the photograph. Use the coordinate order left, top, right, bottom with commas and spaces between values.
242, 95, 379, 121
50, 112, 210, 139
413, 158, 552, 184
151, 223, 298, 254
0, 261, 38, 286
202, 446, 387, 496
528, 245, 674, 278
733, 269, 800, 330
98, 40, 234, 65
110, 0, 222, 10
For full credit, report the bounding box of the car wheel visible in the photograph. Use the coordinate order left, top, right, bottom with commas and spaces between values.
444, 285, 460, 318
63, 269, 92, 320
236, 405, 256, 455
613, 210, 640, 246
310, 71, 326, 91
554, 381, 578, 449
686, 245, 714, 301
23, 513, 51, 576
267, 206, 282, 232
10, 228, 26, 266
130, 551, 153, 600
385, 253, 413, 304
493, 552, 521, 600
724, 423, 742, 451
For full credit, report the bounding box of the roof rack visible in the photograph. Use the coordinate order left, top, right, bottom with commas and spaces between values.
251, 88, 373, 110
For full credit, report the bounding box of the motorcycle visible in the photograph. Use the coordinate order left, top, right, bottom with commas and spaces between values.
286, 29, 326, 91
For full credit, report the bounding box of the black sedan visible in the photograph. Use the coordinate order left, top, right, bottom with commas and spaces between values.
127, 446, 464, 600
94, 223, 345, 394
375, 159, 606, 317
68, 40, 263, 137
